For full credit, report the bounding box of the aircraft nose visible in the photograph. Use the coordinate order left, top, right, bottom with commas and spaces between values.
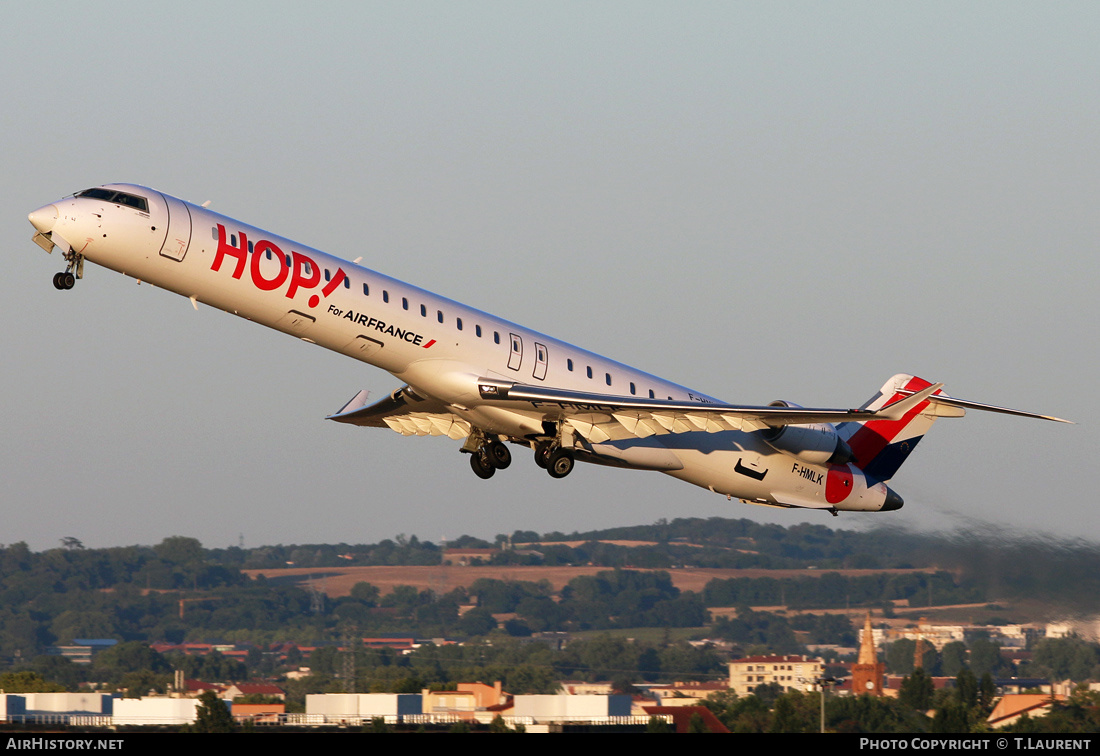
882, 487, 904, 511
29, 204, 58, 234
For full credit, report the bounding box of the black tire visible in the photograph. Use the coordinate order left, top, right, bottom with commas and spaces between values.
61, 272, 75, 289
533, 442, 552, 469
546, 449, 574, 479
487, 441, 511, 470
470, 451, 495, 479
53, 273, 65, 290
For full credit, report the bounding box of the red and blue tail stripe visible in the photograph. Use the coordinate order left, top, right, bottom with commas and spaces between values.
839, 374, 942, 483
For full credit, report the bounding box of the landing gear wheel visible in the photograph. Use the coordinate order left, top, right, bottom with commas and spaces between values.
53, 273, 65, 290
534, 442, 553, 469
546, 448, 574, 479
61, 272, 75, 289
470, 451, 496, 479
487, 440, 512, 470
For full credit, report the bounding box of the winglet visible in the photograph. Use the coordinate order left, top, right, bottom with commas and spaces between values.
327, 389, 372, 419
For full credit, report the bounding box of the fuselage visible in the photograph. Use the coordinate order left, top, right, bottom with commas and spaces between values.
28, 184, 897, 513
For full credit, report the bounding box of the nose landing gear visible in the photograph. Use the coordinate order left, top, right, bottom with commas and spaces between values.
52, 272, 76, 290
53, 251, 84, 291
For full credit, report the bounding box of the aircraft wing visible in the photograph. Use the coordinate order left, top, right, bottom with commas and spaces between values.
475, 378, 945, 444
327, 385, 472, 439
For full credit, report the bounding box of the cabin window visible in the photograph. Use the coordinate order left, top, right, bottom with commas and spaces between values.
630, 382, 636, 395
383, 290, 389, 303
402, 297, 409, 310
567, 359, 574, 372
476, 325, 482, 337
324, 269, 331, 281
247, 240, 254, 254
649, 389, 655, 399
605, 373, 612, 386
456, 317, 463, 330
494, 332, 500, 344
437, 310, 444, 323
363, 283, 369, 296
231, 234, 238, 247
343, 276, 350, 289
586, 366, 593, 379
266, 249, 273, 261
285, 255, 291, 268
421, 304, 427, 317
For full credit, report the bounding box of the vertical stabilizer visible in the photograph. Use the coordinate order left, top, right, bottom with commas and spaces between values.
838, 374, 953, 482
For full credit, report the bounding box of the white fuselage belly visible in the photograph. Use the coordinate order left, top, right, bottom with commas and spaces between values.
36, 185, 891, 512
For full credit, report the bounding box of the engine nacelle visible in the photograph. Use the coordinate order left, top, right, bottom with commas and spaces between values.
761, 401, 854, 466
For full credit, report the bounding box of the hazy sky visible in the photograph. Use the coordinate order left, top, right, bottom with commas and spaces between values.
1, 2, 1095, 552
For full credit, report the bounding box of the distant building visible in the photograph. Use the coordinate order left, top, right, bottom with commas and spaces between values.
231, 702, 285, 724
306, 693, 423, 721
113, 697, 206, 726
512, 694, 631, 720
727, 655, 823, 695
422, 688, 478, 718
222, 682, 285, 701
641, 705, 729, 733
457, 681, 508, 709
648, 681, 729, 703
987, 693, 1067, 729
893, 620, 966, 651
560, 681, 613, 695
361, 635, 417, 652
46, 639, 117, 664
442, 548, 497, 566
181, 679, 223, 698
851, 613, 886, 696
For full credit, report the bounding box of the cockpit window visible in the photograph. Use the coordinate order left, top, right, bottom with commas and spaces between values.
76, 188, 149, 213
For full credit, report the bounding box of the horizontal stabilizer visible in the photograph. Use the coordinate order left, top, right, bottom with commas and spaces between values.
896, 388, 1073, 424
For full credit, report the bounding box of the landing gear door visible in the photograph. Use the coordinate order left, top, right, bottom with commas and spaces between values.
158, 193, 192, 262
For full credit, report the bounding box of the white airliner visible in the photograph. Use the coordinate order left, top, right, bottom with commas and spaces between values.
28, 185, 1071, 516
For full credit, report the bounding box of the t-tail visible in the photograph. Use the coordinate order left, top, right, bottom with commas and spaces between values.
838, 373, 1072, 483
837, 374, 954, 482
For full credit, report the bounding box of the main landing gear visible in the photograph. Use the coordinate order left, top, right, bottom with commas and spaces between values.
534, 441, 574, 479
462, 431, 575, 480
466, 437, 512, 480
